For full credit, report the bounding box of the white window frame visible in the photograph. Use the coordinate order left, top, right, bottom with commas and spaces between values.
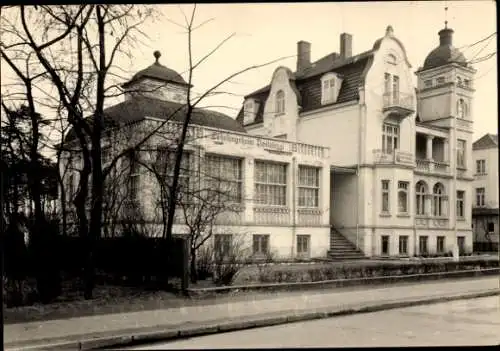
476, 159, 486, 174
381, 180, 390, 214
275, 90, 285, 114
381, 235, 390, 255
419, 235, 428, 254
214, 234, 233, 259
437, 236, 445, 253
456, 190, 465, 219
253, 234, 270, 256
155, 147, 191, 204
399, 235, 408, 255
415, 181, 427, 216
433, 183, 445, 217
457, 76, 462, 87
456, 139, 466, 168
255, 161, 287, 206
298, 166, 320, 208
205, 154, 243, 204
476, 187, 485, 207
397, 181, 409, 214
243, 100, 255, 125
296, 234, 311, 257
382, 123, 399, 154
321, 74, 337, 105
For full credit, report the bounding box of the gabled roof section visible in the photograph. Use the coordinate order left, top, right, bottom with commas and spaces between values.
473, 133, 498, 150
238, 49, 374, 125
65, 96, 245, 143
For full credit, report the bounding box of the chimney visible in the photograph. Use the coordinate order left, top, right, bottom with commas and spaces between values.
297, 41, 311, 72
340, 33, 352, 60
438, 28, 454, 46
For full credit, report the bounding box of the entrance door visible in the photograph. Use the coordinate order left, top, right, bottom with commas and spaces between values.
457, 236, 465, 255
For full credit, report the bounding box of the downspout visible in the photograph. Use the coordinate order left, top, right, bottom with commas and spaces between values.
291, 156, 297, 258
356, 87, 366, 252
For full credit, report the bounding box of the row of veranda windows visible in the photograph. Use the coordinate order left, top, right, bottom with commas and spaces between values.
214, 233, 311, 258
381, 235, 466, 255
381, 122, 467, 168
381, 180, 466, 218
121, 151, 321, 208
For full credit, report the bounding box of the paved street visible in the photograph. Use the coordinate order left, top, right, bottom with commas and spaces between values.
130, 296, 500, 349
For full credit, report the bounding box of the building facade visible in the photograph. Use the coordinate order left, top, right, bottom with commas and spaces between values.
472, 133, 499, 251
237, 25, 476, 257
63, 24, 476, 260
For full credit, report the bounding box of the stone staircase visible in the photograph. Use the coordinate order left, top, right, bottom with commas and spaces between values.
327, 227, 366, 260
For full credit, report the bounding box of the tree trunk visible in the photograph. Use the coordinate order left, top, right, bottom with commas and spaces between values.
190, 248, 197, 284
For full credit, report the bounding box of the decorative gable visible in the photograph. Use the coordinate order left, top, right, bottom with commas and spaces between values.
320, 72, 343, 105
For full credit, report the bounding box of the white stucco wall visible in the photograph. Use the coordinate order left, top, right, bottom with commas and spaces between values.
473, 147, 499, 208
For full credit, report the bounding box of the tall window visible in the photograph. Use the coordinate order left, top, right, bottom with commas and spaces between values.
456, 191, 465, 219
419, 236, 428, 254
297, 235, 310, 257
392, 75, 400, 101
384, 73, 391, 94
205, 154, 243, 203
476, 188, 485, 207
476, 159, 486, 174
457, 99, 467, 119
433, 183, 445, 217
381, 235, 390, 255
381, 180, 390, 213
322, 77, 336, 104
456, 139, 466, 168
275, 90, 285, 114
253, 234, 270, 255
155, 148, 191, 203
214, 234, 233, 259
399, 236, 408, 255
437, 236, 445, 253
128, 152, 140, 202
255, 161, 287, 206
382, 123, 399, 154
298, 166, 320, 207
398, 181, 409, 214
415, 181, 427, 216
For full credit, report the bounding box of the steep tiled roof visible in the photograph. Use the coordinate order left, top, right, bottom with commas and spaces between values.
473, 133, 499, 150
65, 96, 245, 143
238, 49, 374, 125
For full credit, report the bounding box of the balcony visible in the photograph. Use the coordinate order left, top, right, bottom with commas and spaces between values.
383, 92, 415, 118
415, 159, 450, 175
373, 149, 414, 166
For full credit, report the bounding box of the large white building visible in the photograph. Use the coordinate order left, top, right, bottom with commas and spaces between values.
63, 24, 476, 260
472, 133, 499, 252
237, 24, 475, 257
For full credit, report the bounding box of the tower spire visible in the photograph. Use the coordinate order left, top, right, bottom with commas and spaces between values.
444, 1, 448, 29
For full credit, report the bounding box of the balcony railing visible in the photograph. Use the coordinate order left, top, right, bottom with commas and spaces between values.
383, 92, 415, 115
415, 159, 450, 174
373, 149, 414, 166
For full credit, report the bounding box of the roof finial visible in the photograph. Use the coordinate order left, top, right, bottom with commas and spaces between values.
444, 1, 448, 29
153, 50, 161, 64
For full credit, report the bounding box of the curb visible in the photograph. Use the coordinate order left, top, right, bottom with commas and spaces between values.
187, 268, 500, 297
7, 288, 499, 351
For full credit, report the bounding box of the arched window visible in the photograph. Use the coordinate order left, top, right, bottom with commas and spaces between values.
457, 98, 467, 118
398, 181, 409, 214
433, 183, 445, 217
275, 90, 285, 114
415, 181, 427, 216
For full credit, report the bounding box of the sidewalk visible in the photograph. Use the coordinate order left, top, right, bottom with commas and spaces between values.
5, 276, 499, 350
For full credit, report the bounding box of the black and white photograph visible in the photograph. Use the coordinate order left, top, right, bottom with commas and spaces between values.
1, 1, 498, 349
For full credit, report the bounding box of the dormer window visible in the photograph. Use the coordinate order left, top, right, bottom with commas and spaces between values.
244, 100, 255, 125
275, 90, 285, 114
321, 73, 342, 105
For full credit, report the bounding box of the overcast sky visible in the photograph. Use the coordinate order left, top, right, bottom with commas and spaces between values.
130, 1, 496, 141
1, 1, 497, 143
